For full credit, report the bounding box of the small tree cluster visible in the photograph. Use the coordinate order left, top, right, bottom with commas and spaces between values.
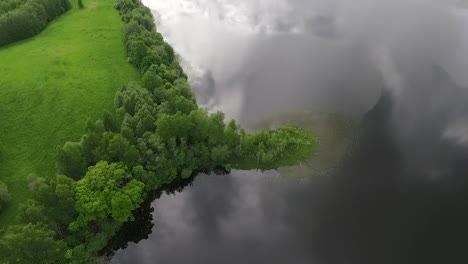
0, 0, 71, 46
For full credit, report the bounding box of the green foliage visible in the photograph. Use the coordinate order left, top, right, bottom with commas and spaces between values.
16, 175, 77, 241
65, 244, 101, 264
73, 161, 144, 227
142, 67, 164, 91
78, 0, 83, 8
26, 175, 77, 237
0, 0, 28, 15
0, 181, 10, 211
103, 111, 119, 132
57, 142, 87, 180
234, 127, 317, 170
0, 0, 71, 46
156, 112, 194, 140
17, 199, 48, 225
106, 133, 139, 164
0, 223, 67, 264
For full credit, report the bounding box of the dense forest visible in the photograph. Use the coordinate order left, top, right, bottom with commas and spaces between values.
0, 0, 70, 46
0, 0, 315, 262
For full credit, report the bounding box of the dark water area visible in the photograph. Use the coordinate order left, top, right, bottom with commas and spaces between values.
110, 1, 468, 263
111, 77, 468, 263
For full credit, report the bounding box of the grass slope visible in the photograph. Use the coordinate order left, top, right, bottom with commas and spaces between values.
0, 0, 139, 226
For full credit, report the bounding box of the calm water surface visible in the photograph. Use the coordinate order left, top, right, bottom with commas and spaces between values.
112, 1, 468, 263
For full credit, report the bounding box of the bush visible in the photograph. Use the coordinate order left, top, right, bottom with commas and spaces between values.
0, 0, 71, 46
78, 0, 83, 8
0, 181, 10, 210
57, 142, 87, 180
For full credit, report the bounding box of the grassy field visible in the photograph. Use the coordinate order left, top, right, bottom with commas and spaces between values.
0, 0, 139, 226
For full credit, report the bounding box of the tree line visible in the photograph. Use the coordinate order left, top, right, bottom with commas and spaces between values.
0, 0, 71, 46
0, 0, 316, 262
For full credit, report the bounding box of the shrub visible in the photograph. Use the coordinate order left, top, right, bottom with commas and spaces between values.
0, 0, 71, 46
0, 181, 10, 210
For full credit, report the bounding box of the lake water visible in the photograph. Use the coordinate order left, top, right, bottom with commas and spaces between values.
111, 1, 468, 263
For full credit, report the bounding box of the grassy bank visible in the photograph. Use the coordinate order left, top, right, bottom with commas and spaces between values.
0, 0, 139, 226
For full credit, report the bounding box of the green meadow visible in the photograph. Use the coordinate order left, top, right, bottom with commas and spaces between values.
0, 0, 139, 226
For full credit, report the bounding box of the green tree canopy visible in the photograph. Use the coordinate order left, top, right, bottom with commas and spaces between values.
57, 141, 87, 180
26, 175, 77, 237
0, 223, 67, 264
72, 161, 145, 230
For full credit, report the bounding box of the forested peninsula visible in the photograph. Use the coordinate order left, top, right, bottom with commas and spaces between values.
0, 0, 316, 262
